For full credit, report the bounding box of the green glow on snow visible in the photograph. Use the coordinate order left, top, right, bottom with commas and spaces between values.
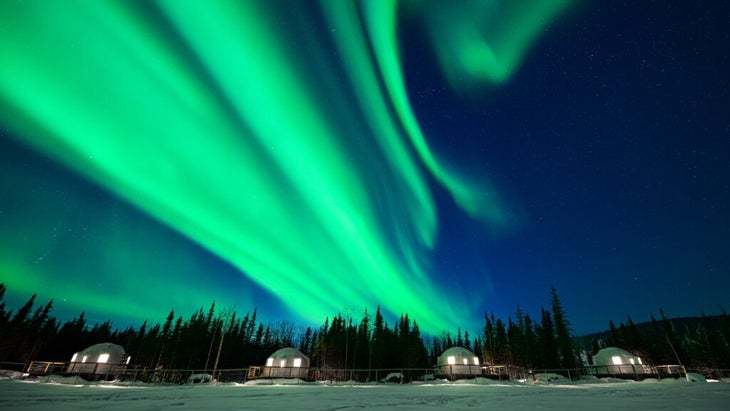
0, 0, 572, 333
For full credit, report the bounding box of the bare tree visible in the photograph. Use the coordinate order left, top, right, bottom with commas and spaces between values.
212, 306, 236, 381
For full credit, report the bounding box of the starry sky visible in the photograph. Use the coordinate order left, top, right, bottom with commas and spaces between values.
1, 0, 728, 336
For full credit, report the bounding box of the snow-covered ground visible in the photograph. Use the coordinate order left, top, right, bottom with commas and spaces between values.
2, 373, 729, 410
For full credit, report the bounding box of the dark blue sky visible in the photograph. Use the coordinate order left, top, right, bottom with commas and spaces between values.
409, 0, 730, 332
1, 1, 728, 335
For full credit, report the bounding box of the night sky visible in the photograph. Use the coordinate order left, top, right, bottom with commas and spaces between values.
1, 1, 728, 336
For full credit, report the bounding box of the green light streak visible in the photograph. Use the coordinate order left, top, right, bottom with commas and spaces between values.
421, 0, 574, 87
0, 1, 573, 333
363, 1, 512, 226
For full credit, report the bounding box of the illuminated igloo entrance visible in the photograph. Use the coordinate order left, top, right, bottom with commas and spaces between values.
66, 342, 130, 380
435, 346, 482, 380
261, 347, 310, 379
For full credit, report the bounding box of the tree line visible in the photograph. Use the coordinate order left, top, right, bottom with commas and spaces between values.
584, 308, 730, 371
1, 283, 727, 372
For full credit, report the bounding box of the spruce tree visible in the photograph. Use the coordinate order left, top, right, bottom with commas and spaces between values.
507, 316, 525, 366
371, 306, 385, 369
409, 321, 427, 368
156, 310, 175, 367
0, 294, 37, 361
299, 326, 313, 356
354, 310, 370, 369
538, 308, 559, 369
623, 315, 644, 351
523, 314, 538, 368
550, 285, 576, 368
494, 319, 509, 364
18, 298, 54, 362
483, 313, 495, 364
608, 320, 620, 346
0, 283, 8, 330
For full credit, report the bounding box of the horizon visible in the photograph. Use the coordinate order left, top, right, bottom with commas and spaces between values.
3, 282, 726, 340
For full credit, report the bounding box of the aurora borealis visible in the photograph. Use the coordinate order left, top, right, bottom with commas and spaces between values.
1, 1, 729, 335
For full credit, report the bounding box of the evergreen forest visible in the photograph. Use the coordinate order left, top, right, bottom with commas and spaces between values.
1, 283, 728, 373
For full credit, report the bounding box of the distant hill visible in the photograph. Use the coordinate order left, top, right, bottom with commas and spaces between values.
575, 313, 730, 369
579, 315, 725, 343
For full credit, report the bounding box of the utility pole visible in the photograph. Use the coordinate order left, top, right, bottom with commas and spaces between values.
666, 335, 688, 381
213, 307, 234, 382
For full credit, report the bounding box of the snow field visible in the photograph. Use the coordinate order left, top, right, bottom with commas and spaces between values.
2, 375, 730, 410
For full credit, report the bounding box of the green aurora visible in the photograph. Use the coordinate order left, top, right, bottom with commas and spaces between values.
0, 0, 572, 333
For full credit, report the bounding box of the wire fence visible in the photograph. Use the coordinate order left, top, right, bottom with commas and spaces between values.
9, 361, 730, 384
